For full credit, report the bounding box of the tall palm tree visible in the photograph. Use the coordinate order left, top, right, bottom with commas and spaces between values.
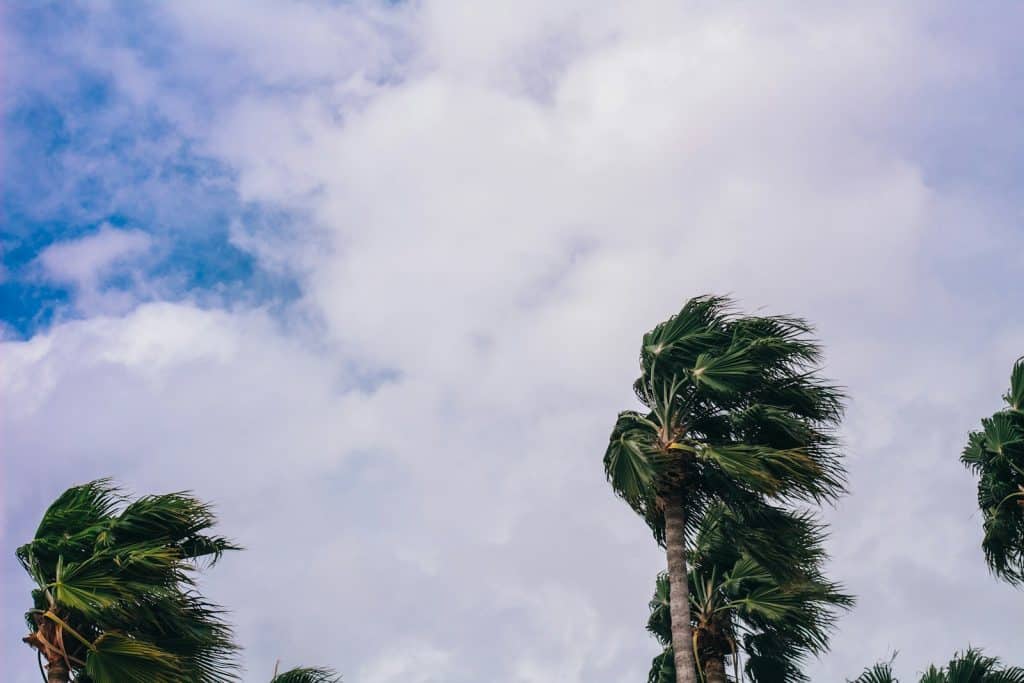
646, 504, 852, 682
850, 649, 1024, 683
17, 479, 240, 682
961, 357, 1024, 584
604, 296, 846, 682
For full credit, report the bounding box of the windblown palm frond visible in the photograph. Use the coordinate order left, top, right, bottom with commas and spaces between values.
17, 479, 240, 682
271, 666, 342, 683
647, 647, 676, 683
962, 357, 1024, 584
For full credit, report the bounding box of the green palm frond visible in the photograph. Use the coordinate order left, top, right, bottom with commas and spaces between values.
1005, 357, 1024, 412
604, 411, 660, 511
849, 659, 898, 683
85, 633, 184, 683
271, 666, 342, 683
640, 295, 732, 376
690, 346, 759, 393
17, 480, 241, 682
646, 572, 672, 647
647, 647, 676, 683
981, 414, 1024, 459
698, 444, 828, 501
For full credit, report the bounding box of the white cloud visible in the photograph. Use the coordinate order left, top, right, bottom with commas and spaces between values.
5, 2, 1024, 681
34, 225, 154, 314
37, 225, 151, 285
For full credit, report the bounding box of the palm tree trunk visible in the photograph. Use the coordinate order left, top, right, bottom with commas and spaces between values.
663, 489, 698, 683
703, 656, 728, 683
46, 660, 70, 683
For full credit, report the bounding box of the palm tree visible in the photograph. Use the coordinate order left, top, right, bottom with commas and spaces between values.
646, 503, 852, 682
850, 649, 1024, 683
604, 296, 846, 681
17, 479, 240, 682
961, 357, 1024, 584
270, 664, 342, 682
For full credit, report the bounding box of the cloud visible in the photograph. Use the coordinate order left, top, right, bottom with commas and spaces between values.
4, 2, 1024, 682
34, 225, 152, 310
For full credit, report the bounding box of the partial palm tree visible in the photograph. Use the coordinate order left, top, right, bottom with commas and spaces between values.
961, 357, 1024, 584
604, 296, 846, 682
17, 479, 240, 682
270, 664, 342, 682
849, 658, 897, 683
850, 649, 1024, 683
646, 503, 852, 682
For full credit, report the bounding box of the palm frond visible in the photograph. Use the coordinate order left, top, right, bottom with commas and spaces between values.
604, 411, 660, 512
848, 658, 898, 683
647, 647, 676, 683
1005, 357, 1024, 412
271, 666, 342, 683
85, 633, 183, 683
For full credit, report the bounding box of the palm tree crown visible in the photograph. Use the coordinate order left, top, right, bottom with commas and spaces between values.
604, 295, 846, 542
962, 357, 1024, 583
17, 479, 240, 682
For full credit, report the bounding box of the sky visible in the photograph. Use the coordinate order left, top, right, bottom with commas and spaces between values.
2, 1, 1023, 681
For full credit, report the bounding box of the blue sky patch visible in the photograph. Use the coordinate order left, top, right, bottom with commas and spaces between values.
2, 3, 302, 338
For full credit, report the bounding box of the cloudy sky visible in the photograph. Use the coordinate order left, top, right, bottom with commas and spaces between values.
2, 2, 1023, 681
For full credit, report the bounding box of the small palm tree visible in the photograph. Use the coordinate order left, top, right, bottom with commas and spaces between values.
851, 649, 1024, 683
604, 296, 846, 682
646, 504, 851, 682
17, 479, 240, 682
962, 358, 1024, 583
270, 664, 342, 682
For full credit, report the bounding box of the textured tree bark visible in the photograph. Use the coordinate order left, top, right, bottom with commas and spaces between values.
46, 660, 70, 683
703, 656, 728, 683
663, 489, 698, 683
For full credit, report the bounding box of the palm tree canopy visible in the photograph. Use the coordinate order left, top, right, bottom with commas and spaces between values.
17, 479, 240, 682
962, 357, 1024, 583
646, 503, 852, 683
852, 650, 1024, 683
604, 295, 846, 541
270, 666, 342, 683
